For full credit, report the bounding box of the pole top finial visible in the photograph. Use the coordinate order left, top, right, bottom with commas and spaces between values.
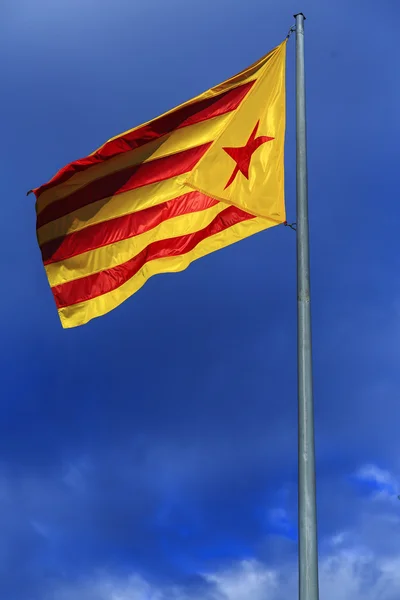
293, 13, 306, 19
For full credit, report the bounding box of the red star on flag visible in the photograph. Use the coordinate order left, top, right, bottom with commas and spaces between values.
222, 121, 274, 189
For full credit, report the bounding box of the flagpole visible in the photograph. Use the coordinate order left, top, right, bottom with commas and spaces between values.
294, 13, 320, 600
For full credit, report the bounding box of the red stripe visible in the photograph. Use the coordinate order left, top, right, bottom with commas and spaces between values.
41, 191, 218, 264
34, 81, 254, 199
53, 205, 254, 309
36, 143, 211, 229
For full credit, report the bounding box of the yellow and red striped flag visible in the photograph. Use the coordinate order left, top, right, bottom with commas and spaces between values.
32, 40, 286, 328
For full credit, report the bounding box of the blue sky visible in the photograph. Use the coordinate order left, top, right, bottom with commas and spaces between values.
1, 0, 399, 598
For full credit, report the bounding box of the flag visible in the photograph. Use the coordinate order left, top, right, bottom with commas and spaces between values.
32, 40, 286, 328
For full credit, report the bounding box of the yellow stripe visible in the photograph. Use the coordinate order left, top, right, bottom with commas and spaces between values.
91, 50, 275, 153
37, 175, 188, 246
58, 216, 276, 328
37, 45, 282, 213
36, 112, 232, 213
46, 201, 228, 287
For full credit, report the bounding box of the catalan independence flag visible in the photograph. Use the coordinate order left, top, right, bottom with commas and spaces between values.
32, 41, 286, 328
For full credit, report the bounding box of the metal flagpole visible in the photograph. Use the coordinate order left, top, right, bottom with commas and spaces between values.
294, 13, 320, 600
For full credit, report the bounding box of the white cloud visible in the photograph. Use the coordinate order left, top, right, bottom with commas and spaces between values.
62, 456, 92, 491
205, 560, 281, 600
354, 464, 398, 499
266, 507, 297, 540
356, 465, 394, 487
47, 541, 400, 600
43, 463, 400, 599
330, 531, 348, 547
